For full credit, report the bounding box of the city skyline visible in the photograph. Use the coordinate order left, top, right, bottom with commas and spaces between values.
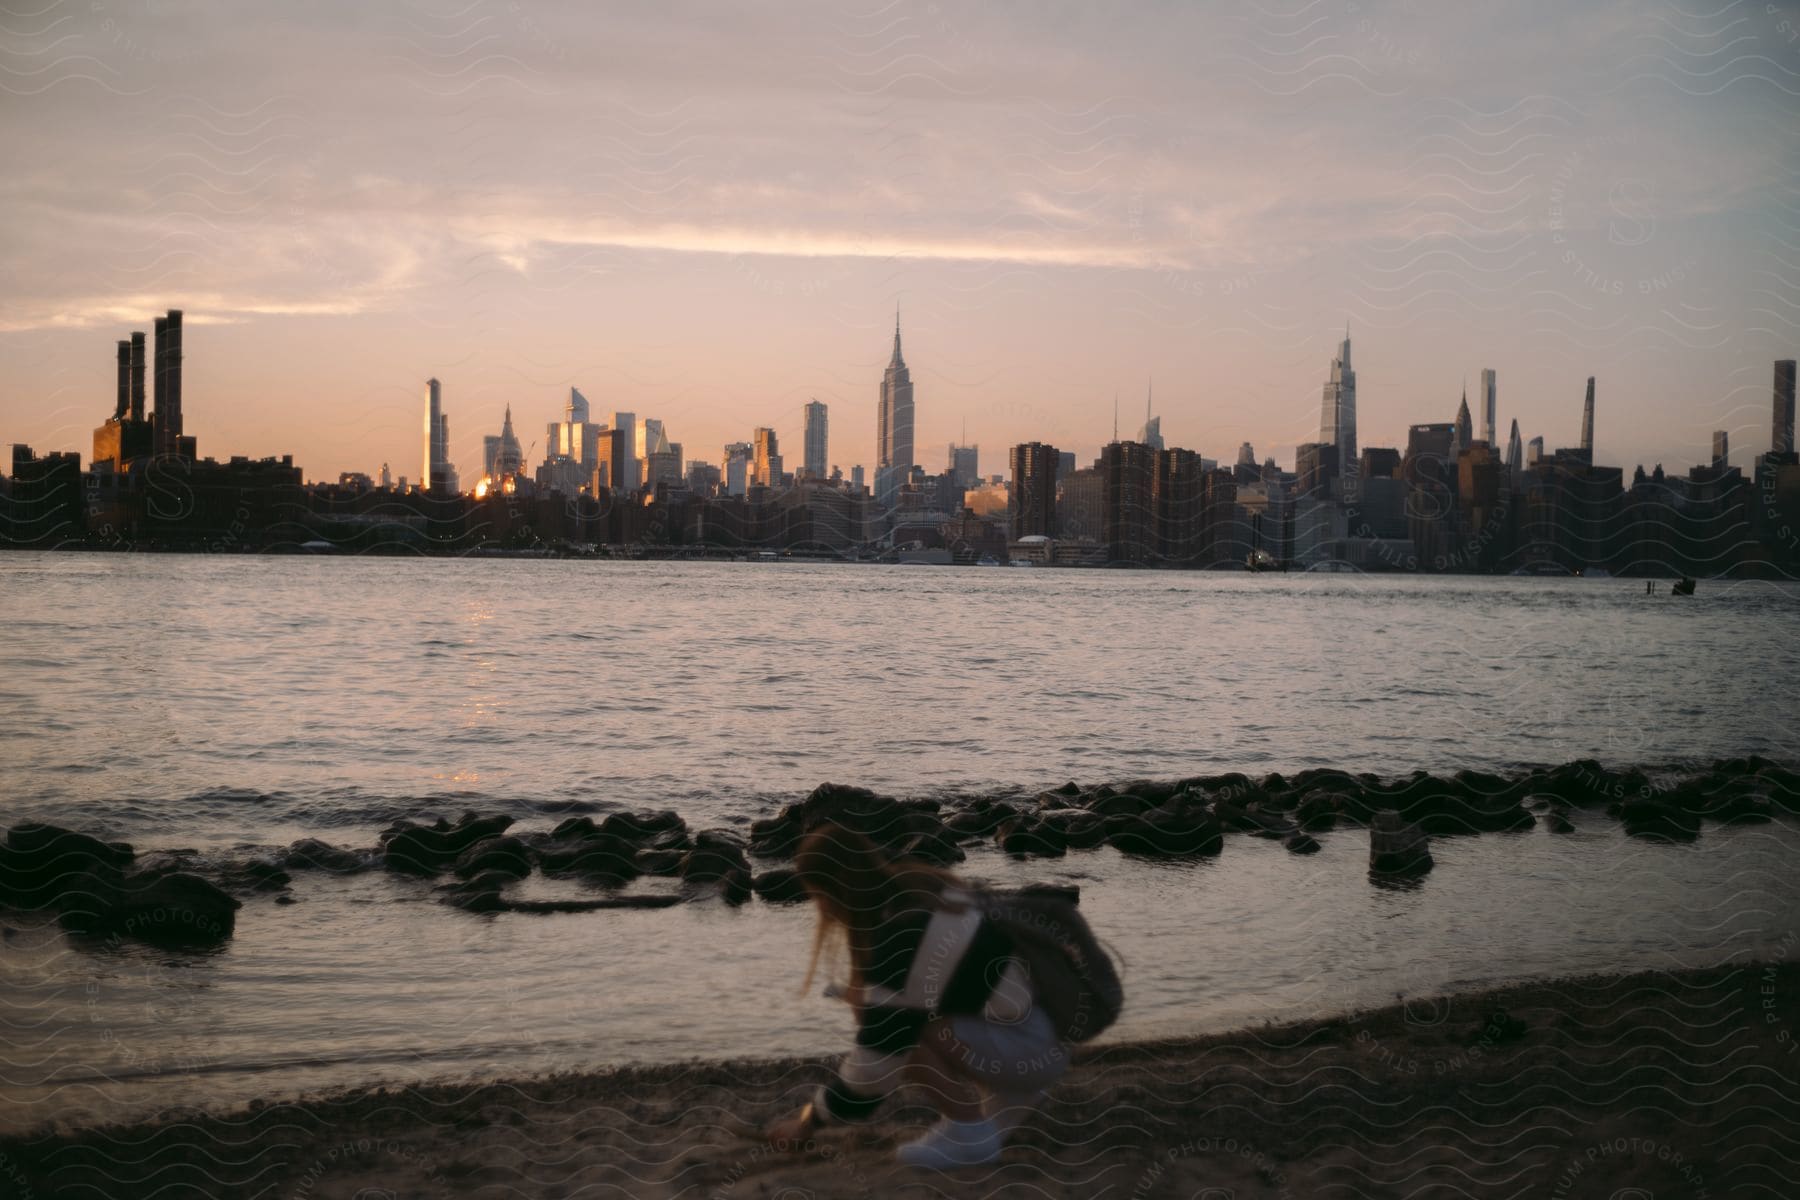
2, 3, 1797, 481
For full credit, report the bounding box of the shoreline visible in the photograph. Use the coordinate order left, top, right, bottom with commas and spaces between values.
5, 960, 1796, 1198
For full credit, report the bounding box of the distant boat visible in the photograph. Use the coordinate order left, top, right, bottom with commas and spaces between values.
1577, 566, 1611, 579
1246, 548, 1278, 572
1671, 576, 1696, 596
1302, 560, 1357, 573
976, 555, 1001, 567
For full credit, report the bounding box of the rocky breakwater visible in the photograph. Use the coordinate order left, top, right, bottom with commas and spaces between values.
0, 823, 242, 948
374, 809, 742, 913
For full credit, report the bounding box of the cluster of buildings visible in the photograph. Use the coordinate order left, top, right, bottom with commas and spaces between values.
3, 305, 1798, 575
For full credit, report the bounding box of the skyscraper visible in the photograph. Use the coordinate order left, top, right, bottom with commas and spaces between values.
803, 400, 828, 479
1454, 387, 1473, 452
1775, 359, 1796, 455
1319, 327, 1357, 478
1527, 436, 1544, 467
423, 377, 458, 494
1506, 419, 1524, 486
1237, 442, 1256, 467
1479, 368, 1497, 446
722, 442, 753, 496
1580, 376, 1596, 457
948, 443, 979, 489
876, 309, 914, 504
1712, 429, 1729, 471
611, 412, 639, 493
753, 427, 783, 487
1139, 384, 1163, 450
1009, 442, 1059, 539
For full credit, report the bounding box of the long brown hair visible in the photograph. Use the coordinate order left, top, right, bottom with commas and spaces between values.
794, 823, 964, 995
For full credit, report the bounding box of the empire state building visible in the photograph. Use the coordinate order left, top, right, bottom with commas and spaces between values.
876, 310, 914, 504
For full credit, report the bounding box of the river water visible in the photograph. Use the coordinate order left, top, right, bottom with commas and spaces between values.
2, 554, 1797, 1132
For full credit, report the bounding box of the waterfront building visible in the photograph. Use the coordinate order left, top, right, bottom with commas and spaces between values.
1714, 429, 1730, 471
1101, 440, 1157, 564
1009, 441, 1059, 539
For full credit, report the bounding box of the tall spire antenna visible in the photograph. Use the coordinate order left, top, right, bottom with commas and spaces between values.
1147, 377, 1153, 425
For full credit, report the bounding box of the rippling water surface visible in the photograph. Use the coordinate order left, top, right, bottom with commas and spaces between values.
2, 554, 1797, 1131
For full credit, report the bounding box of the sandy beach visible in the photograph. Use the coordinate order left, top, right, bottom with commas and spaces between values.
5, 958, 1794, 1198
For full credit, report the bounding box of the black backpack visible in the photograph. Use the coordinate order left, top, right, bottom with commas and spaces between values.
977, 889, 1123, 1043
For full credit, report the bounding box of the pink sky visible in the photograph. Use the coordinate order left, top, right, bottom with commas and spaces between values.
3, 1, 1797, 483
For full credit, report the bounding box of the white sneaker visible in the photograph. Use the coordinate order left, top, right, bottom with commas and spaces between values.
896, 1116, 1004, 1169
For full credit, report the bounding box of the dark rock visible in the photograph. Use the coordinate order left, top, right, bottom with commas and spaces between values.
1544, 811, 1576, 834
751, 868, 810, 903
637, 848, 684, 876
749, 814, 803, 858
440, 869, 515, 913
681, 831, 750, 882
1001, 882, 1081, 905
1616, 797, 1700, 842
1038, 808, 1108, 850
487, 894, 683, 914
229, 860, 292, 893
720, 866, 753, 906
384, 814, 514, 875
454, 835, 532, 880
944, 804, 1017, 839
996, 817, 1067, 858
1297, 790, 1347, 832
551, 816, 600, 841
1050, 781, 1082, 798
2, 823, 135, 908
281, 838, 368, 874
902, 827, 966, 866
1106, 805, 1223, 856
1368, 812, 1432, 876
537, 833, 639, 884
1083, 791, 1157, 819
1284, 831, 1321, 854
110, 872, 241, 946
600, 810, 687, 844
